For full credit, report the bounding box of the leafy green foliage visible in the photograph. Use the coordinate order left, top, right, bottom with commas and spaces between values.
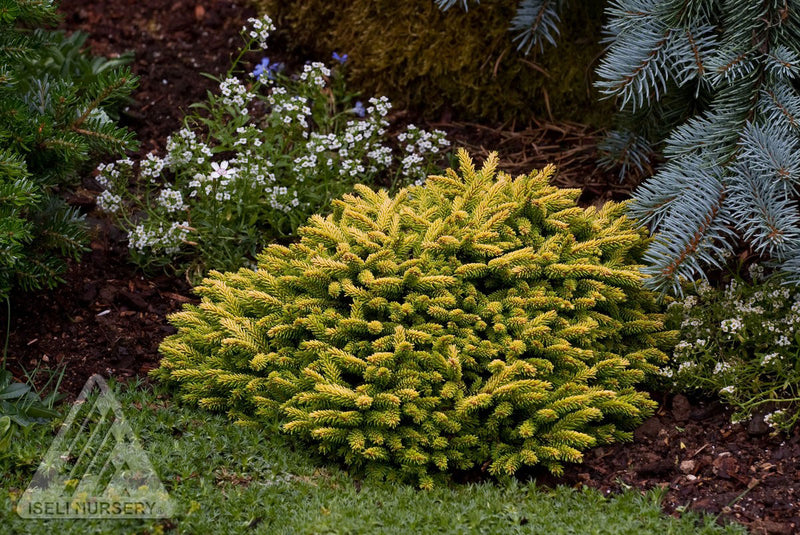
662, 265, 800, 433
596, 0, 800, 292
155, 150, 677, 488
0, 0, 138, 299
254, 0, 613, 124
0, 368, 60, 427
0, 367, 62, 468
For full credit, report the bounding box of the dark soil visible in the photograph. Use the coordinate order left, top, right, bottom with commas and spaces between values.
543, 394, 800, 535
1, 0, 797, 533
2, 217, 194, 397
58, 0, 258, 157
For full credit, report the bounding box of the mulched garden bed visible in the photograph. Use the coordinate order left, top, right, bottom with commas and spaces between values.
541, 395, 800, 535
1, 0, 797, 533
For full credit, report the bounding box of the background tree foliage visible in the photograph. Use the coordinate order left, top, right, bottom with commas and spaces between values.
253, 0, 612, 124
596, 0, 800, 292
0, 0, 137, 300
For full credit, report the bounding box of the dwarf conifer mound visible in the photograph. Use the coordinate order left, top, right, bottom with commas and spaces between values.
156, 150, 677, 488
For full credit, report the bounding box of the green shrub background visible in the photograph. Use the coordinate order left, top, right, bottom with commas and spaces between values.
156, 150, 676, 488
0, 2, 136, 299
253, 0, 613, 124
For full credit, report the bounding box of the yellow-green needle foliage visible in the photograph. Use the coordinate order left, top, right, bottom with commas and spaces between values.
155, 150, 677, 488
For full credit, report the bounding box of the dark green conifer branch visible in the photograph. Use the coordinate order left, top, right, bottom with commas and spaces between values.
0, 0, 137, 300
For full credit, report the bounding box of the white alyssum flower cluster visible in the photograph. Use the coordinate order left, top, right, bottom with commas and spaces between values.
128, 221, 190, 255
299, 62, 330, 88
366, 145, 393, 170
662, 266, 800, 432
264, 185, 300, 213
672, 340, 692, 354
96, 190, 123, 214
748, 263, 765, 281
398, 125, 450, 185
267, 87, 312, 131
95, 158, 132, 188
140, 152, 168, 180
243, 15, 275, 49
219, 77, 255, 110
157, 188, 187, 213
95, 158, 137, 214
366, 96, 392, 118
282, 94, 445, 186
231, 149, 274, 187
720, 317, 742, 333
166, 128, 213, 167
233, 126, 265, 148
713, 361, 731, 374
398, 124, 449, 155
764, 409, 786, 428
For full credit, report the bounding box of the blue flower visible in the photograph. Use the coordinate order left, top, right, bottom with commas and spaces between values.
353, 100, 365, 117
252, 57, 271, 78
252, 57, 283, 80
332, 51, 349, 64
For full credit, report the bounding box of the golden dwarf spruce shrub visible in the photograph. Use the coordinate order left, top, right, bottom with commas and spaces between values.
155, 150, 677, 488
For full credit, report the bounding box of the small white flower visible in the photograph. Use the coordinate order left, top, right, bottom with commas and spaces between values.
748, 263, 765, 281
96, 190, 123, 214
140, 152, 167, 179
157, 188, 187, 213
219, 77, 255, 108
713, 361, 731, 374
127, 220, 190, 255
299, 62, 330, 88
696, 280, 713, 297
764, 410, 785, 428
210, 161, 234, 180
243, 15, 275, 48
720, 317, 742, 334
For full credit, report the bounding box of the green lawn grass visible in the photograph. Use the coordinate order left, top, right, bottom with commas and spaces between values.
0, 380, 745, 535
